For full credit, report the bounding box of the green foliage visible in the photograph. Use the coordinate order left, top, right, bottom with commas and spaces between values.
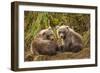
82, 30, 90, 48
24, 11, 90, 61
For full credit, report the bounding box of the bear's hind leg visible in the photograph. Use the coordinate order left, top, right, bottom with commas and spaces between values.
70, 45, 82, 53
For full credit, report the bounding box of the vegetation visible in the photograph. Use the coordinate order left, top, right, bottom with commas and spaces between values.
24, 11, 90, 61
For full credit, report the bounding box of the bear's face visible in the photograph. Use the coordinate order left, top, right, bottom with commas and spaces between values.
56, 25, 69, 39
38, 28, 54, 40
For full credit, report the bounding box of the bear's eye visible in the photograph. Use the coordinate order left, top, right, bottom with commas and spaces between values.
46, 35, 50, 39
59, 31, 65, 34
43, 32, 46, 35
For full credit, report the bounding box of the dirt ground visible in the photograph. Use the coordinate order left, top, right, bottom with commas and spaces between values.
25, 48, 90, 61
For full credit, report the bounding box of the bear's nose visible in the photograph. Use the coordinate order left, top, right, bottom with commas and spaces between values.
60, 35, 64, 38
60, 34, 64, 38
50, 37, 54, 41
49, 36, 54, 41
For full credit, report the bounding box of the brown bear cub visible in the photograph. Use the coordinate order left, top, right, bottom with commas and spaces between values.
31, 28, 58, 56
56, 25, 83, 53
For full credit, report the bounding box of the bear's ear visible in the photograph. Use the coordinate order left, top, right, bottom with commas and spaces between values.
66, 26, 69, 29
55, 26, 60, 29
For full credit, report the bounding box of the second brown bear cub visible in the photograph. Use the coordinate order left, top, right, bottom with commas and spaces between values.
56, 25, 83, 52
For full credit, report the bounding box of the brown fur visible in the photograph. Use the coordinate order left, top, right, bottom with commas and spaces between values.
31, 28, 58, 56
57, 25, 83, 52
31, 38, 58, 56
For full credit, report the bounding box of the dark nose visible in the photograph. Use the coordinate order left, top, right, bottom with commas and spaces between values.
51, 38, 54, 41
60, 35, 64, 38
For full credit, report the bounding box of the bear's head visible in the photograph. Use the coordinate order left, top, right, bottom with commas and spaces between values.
37, 27, 54, 41
56, 25, 70, 39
